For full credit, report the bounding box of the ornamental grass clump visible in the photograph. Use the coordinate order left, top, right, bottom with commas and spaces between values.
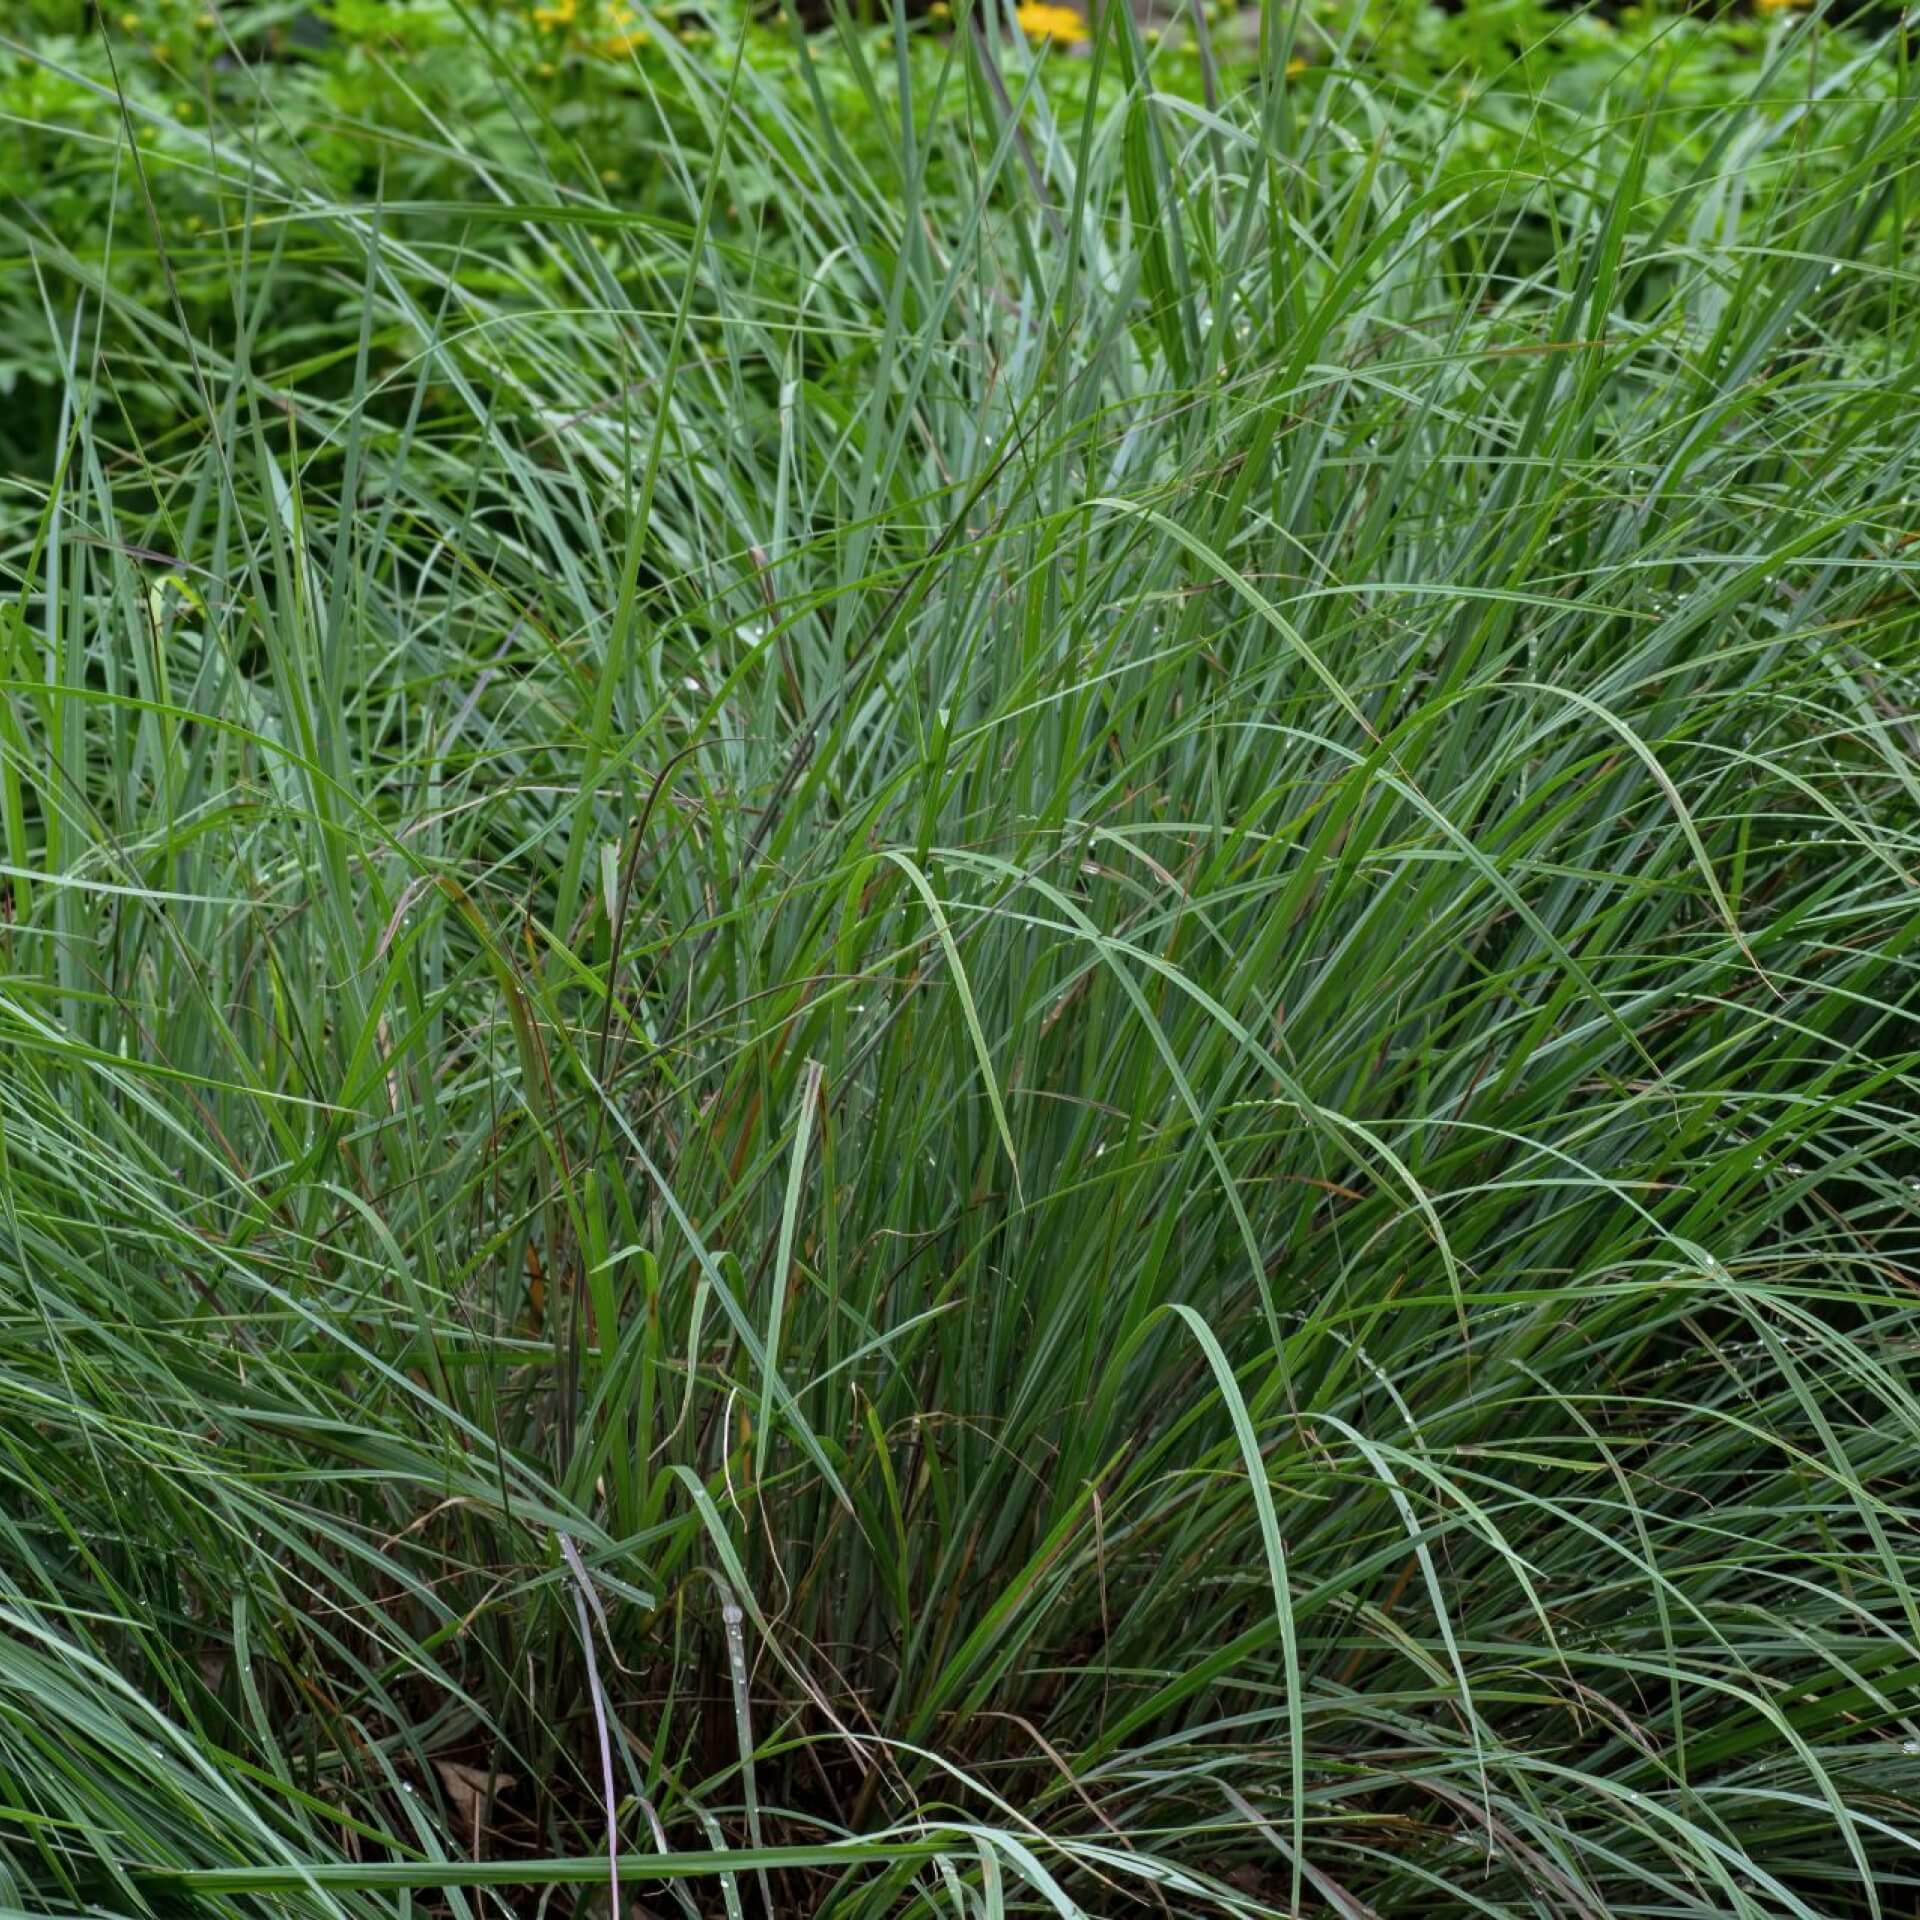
0, 3, 1917, 1915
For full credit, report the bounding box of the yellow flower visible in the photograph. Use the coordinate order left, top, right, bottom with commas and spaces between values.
1753, 0, 1808, 12
929, 1, 949, 14
532, 0, 575, 28
1014, 2, 1087, 42
118, 11, 138, 30
1285, 56, 1306, 75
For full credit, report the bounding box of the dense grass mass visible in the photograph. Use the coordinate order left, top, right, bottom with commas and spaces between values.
3, 3, 1920, 1914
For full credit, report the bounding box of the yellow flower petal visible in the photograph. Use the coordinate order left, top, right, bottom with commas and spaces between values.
1014, 2, 1087, 43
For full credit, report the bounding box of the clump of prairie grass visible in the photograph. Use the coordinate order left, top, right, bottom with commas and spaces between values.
0, 4, 1918, 1916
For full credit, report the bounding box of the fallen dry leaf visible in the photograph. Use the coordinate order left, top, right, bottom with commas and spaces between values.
432, 1759, 517, 1849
